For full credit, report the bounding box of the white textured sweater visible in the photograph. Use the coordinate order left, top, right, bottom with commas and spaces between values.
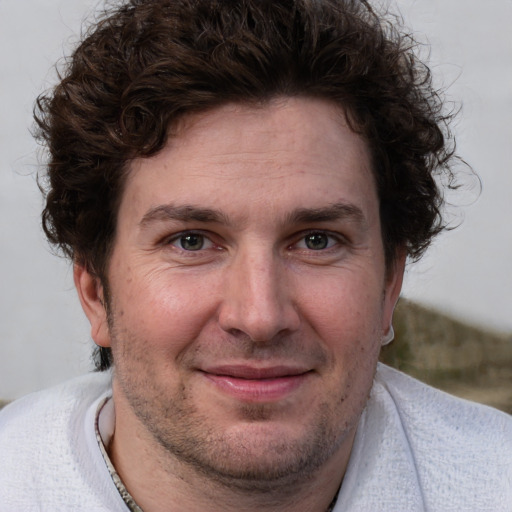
0, 364, 510, 511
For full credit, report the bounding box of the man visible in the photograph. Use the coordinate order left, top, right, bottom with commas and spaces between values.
0, 0, 510, 510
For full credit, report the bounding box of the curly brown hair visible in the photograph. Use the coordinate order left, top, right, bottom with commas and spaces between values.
35, 0, 459, 370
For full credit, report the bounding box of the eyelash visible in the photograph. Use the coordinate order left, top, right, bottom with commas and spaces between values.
164, 229, 346, 254
165, 231, 218, 252
291, 230, 345, 252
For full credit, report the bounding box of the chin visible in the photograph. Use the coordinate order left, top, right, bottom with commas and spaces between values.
146, 400, 351, 492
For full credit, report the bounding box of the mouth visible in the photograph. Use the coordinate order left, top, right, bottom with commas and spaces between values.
200, 365, 312, 402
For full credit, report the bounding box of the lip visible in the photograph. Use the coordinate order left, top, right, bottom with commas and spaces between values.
200, 365, 312, 402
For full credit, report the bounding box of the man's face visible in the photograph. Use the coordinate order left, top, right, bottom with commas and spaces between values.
79, 97, 403, 487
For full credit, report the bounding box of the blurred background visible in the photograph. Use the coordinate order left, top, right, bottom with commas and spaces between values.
1, 0, 511, 402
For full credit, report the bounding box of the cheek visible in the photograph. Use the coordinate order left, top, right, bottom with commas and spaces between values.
298, 271, 384, 335
295, 270, 385, 383
110, 265, 221, 351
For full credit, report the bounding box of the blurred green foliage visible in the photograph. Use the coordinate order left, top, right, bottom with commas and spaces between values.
381, 299, 512, 413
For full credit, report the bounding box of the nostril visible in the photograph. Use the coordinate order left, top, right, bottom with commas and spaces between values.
225, 327, 247, 339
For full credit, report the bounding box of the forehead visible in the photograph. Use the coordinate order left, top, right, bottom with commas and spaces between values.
120, 97, 377, 227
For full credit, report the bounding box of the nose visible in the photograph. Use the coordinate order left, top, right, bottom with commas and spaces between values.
218, 247, 300, 342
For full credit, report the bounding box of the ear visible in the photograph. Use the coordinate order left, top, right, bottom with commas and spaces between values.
381, 249, 406, 332
74, 264, 111, 348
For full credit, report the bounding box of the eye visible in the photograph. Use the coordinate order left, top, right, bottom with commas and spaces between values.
304, 233, 329, 250
169, 232, 214, 251
297, 232, 338, 251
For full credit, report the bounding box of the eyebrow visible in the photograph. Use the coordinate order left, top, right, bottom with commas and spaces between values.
286, 203, 367, 227
139, 202, 367, 229
140, 204, 229, 227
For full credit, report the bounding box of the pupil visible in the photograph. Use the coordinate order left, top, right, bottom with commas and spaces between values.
181, 234, 203, 251
305, 233, 328, 250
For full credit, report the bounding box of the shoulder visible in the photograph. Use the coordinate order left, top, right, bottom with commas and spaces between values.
0, 372, 112, 436
373, 364, 512, 509
0, 372, 126, 511
374, 363, 512, 437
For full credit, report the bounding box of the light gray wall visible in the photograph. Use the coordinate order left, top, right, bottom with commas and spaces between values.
396, 0, 512, 335
0, 0, 100, 399
1, 0, 511, 399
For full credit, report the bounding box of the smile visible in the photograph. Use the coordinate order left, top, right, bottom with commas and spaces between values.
200, 365, 312, 402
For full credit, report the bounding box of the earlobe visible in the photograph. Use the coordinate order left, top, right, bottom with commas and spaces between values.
73, 264, 111, 348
